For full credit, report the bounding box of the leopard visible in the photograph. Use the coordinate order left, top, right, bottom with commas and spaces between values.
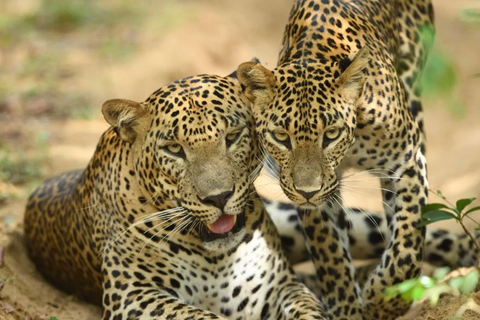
236, 0, 436, 319
266, 199, 480, 271
24, 73, 328, 320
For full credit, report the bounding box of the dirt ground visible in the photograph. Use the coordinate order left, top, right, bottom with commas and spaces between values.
1, 0, 480, 319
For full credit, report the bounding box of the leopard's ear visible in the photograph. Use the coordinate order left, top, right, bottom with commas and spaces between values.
236, 62, 276, 105
338, 47, 370, 103
102, 99, 149, 144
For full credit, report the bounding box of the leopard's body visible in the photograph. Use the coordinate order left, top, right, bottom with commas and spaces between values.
266, 199, 480, 270
237, 0, 435, 319
24, 74, 327, 320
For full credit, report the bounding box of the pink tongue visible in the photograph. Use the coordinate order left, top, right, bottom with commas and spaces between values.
208, 214, 235, 234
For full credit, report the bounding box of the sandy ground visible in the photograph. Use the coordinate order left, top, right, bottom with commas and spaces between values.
1, 0, 480, 319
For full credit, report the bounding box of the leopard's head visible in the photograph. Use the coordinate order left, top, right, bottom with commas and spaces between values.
237, 48, 369, 209
102, 74, 259, 251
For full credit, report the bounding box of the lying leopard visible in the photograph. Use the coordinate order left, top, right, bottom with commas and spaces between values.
24, 74, 327, 319
237, 0, 434, 319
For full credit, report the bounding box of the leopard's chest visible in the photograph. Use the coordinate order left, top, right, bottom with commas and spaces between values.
153, 229, 288, 319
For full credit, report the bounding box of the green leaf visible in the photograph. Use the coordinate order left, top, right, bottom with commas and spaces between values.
433, 267, 451, 281
422, 203, 450, 213
416, 221, 429, 228
49, 317, 58, 320
383, 289, 396, 300
384, 278, 419, 301
401, 290, 414, 301
411, 286, 426, 301
384, 287, 400, 301
417, 220, 433, 228
448, 276, 465, 291
460, 269, 479, 295
456, 198, 477, 212
396, 278, 419, 293
422, 210, 457, 220
465, 206, 480, 216
418, 210, 457, 227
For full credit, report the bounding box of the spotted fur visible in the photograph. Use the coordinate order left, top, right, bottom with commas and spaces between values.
237, 0, 434, 319
266, 199, 480, 269
24, 74, 327, 320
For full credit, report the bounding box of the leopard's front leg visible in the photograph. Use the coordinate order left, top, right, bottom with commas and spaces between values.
274, 279, 329, 320
101, 250, 226, 320
362, 148, 428, 320
102, 289, 226, 320
302, 204, 364, 320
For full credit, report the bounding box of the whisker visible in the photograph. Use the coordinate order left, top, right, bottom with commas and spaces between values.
339, 184, 399, 196
171, 217, 194, 239
341, 176, 405, 182
157, 215, 191, 246
99, 207, 186, 257
142, 215, 191, 253
259, 144, 280, 180
134, 207, 185, 222
252, 189, 288, 202
332, 194, 358, 235
250, 159, 265, 182
140, 212, 188, 234
187, 219, 200, 237
340, 185, 395, 213
342, 198, 386, 245
252, 181, 282, 192
342, 168, 400, 179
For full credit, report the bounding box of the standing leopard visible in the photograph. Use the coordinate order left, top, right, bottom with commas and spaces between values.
237, 0, 434, 319
24, 74, 328, 319
268, 199, 480, 270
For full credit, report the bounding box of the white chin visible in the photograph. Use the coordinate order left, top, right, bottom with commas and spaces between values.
203, 229, 246, 252
297, 202, 318, 210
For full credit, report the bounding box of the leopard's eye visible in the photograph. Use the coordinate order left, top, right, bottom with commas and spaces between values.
324, 128, 341, 141
164, 143, 186, 159
226, 130, 242, 148
270, 130, 291, 149
273, 131, 289, 142
226, 132, 239, 141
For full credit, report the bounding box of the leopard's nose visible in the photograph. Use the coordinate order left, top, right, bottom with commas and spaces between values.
199, 190, 233, 210
295, 188, 321, 200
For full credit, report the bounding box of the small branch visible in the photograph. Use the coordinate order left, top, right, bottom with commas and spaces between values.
459, 219, 480, 267
428, 188, 456, 208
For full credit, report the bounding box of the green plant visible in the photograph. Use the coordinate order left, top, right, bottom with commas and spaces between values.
418, 190, 480, 266
385, 191, 480, 318
384, 268, 480, 318
385, 267, 478, 304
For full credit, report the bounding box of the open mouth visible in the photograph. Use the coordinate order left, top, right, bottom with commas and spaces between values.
199, 212, 245, 242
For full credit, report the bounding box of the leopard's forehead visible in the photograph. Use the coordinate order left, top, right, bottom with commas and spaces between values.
144, 74, 250, 144
268, 61, 351, 133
